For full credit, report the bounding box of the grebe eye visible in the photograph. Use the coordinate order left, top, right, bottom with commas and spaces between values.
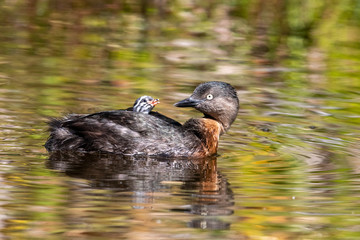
206, 94, 213, 100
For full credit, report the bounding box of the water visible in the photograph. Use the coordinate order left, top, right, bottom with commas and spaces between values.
1, 1, 360, 239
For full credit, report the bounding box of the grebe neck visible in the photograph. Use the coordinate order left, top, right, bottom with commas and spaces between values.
183, 118, 224, 156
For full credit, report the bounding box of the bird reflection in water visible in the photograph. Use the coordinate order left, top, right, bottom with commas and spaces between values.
47, 152, 234, 230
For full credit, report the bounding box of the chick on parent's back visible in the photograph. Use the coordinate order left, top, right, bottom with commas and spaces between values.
45, 81, 239, 158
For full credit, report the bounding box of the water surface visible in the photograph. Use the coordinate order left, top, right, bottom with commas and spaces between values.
1, 1, 360, 239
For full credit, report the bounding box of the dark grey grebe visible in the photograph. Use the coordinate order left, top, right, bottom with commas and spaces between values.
45, 81, 239, 158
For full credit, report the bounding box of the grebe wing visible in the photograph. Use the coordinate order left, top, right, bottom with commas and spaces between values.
149, 111, 182, 127
47, 110, 200, 156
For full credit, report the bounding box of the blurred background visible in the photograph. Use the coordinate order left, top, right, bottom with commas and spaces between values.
1, 1, 360, 239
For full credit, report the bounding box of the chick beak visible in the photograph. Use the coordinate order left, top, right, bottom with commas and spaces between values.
148, 98, 160, 107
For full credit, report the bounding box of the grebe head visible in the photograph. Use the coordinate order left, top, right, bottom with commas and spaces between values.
174, 81, 239, 131
133, 96, 160, 113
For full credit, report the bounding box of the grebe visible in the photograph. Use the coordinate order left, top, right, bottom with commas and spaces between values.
45, 81, 239, 158
130, 96, 159, 113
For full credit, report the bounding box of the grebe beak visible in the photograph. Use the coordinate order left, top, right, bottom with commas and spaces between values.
174, 97, 202, 107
